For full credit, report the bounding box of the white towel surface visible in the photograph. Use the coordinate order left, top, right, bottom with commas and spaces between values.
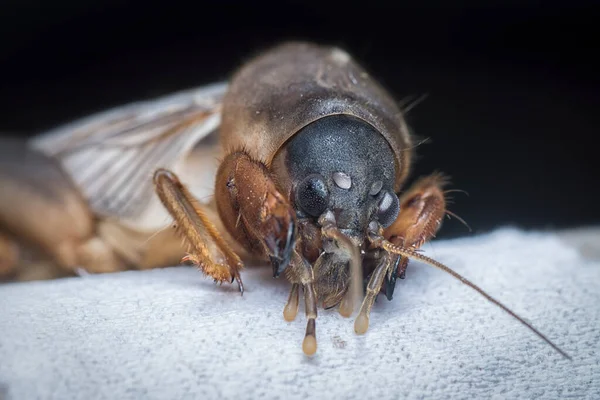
1, 227, 599, 400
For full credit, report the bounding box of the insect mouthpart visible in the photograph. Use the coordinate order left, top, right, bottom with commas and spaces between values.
315, 210, 364, 311
268, 220, 297, 278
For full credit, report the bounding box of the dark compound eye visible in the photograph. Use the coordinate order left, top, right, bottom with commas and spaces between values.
295, 174, 330, 217
377, 190, 400, 228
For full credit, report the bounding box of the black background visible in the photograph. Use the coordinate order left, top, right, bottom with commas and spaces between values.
1, 1, 598, 239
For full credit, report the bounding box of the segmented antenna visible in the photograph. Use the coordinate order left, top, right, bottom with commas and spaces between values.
378, 237, 572, 360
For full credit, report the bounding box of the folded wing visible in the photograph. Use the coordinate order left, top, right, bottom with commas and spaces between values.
30, 82, 228, 231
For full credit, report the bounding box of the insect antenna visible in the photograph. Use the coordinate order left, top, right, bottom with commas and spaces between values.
373, 236, 572, 360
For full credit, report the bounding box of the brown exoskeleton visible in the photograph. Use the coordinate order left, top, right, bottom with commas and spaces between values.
0, 42, 570, 358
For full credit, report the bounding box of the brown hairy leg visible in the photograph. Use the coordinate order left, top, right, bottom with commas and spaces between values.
214, 150, 316, 350
153, 169, 245, 292
355, 173, 447, 334
153, 150, 297, 292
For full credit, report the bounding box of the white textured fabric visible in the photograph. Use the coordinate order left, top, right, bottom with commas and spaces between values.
1, 227, 599, 400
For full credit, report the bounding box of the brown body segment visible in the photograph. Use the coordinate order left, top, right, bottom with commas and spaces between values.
0, 141, 188, 280
0, 140, 95, 279
220, 42, 413, 190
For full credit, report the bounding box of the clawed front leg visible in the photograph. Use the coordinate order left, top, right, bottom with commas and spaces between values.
382, 173, 448, 300
214, 151, 297, 278
156, 150, 297, 293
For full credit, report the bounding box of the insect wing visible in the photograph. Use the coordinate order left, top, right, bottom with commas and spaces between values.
29, 82, 228, 231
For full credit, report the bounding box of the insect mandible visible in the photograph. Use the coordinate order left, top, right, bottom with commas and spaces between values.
0, 42, 570, 358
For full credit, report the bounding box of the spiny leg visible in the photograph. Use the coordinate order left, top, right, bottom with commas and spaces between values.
153, 169, 244, 292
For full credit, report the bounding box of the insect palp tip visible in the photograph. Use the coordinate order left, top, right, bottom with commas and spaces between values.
302, 318, 318, 356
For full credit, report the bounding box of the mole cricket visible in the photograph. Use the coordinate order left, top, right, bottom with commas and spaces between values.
0, 42, 570, 358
